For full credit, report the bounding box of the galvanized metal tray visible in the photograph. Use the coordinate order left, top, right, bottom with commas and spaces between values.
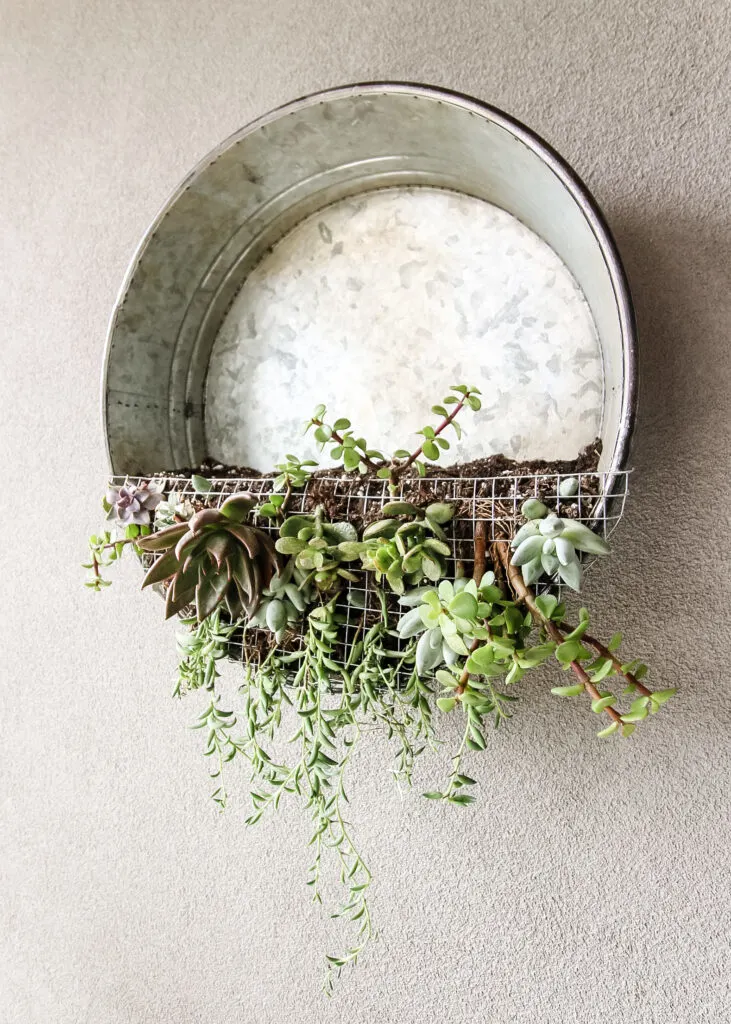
102, 82, 637, 492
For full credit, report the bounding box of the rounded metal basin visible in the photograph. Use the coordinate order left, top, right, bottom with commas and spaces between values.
102, 82, 637, 484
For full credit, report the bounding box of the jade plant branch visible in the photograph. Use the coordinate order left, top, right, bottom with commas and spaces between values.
493, 538, 624, 726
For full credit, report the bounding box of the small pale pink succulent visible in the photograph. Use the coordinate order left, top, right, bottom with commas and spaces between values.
106, 482, 163, 525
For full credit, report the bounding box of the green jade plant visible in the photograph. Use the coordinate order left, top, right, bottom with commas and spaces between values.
86, 383, 674, 993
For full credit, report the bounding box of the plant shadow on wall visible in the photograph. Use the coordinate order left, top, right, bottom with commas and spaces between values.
84, 384, 674, 995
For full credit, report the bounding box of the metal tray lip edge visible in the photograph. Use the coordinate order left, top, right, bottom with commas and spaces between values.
100, 80, 638, 486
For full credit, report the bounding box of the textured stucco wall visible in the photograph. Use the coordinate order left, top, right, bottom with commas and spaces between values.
1, 2, 729, 1022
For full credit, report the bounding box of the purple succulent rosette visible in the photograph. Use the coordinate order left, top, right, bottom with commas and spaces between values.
106, 482, 163, 526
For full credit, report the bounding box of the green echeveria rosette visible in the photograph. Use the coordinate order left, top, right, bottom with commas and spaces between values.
352, 500, 455, 595
510, 505, 610, 591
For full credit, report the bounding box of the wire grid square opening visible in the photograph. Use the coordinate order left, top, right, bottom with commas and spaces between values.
110, 469, 631, 680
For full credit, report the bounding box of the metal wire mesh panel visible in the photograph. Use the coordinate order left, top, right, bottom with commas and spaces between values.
109, 470, 631, 675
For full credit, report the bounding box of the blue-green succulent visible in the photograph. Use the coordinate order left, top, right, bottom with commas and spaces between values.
511, 506, 610, 591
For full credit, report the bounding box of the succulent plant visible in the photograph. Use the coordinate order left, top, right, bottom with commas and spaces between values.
349, 501, 454, 595
397, 573, 524, 676
106, 481, 163, 526
511, 509, 610, 591
247, 558, 316, 640
274, 506, 360, 591
137, 493, 278, 621
154, 490, 196, 529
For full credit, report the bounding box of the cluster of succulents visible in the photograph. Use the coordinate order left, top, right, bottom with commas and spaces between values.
511, 501, 610, 590
396, 573, 532, 677
348, 500, 455, 595
137, 493, 278, 620
274, 506, 360, 591
247, 558, 316, 640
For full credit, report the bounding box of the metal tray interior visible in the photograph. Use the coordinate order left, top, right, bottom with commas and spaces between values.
103, 83, 636, 485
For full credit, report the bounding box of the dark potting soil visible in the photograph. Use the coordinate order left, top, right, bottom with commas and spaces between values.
154, 438, 603, 531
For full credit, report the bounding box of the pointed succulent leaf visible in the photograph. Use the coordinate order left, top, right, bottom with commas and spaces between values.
174, 530, 202, 564
141, 550, 179, 588
512, 535, 545, 566
165, 584, 196, 619
137, 523, 188, 552
188, 508, 221, 534
557, 559, 582, 591
559, 521, 610, 556
204, 532, 231, 569
195, 571, 229, 621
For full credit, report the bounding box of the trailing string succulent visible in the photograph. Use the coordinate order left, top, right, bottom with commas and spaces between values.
137, 494, 278, 620
86, 383, 673, 994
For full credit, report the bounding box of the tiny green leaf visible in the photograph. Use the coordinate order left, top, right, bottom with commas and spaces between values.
550, 684, 585, 697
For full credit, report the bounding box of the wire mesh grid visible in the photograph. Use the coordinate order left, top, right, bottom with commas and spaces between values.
110, 469, 631, 676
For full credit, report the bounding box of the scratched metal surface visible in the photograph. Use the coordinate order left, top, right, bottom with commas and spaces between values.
205, 187, 603, 469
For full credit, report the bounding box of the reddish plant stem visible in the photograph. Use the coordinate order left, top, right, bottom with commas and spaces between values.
563, 627, 653, 698
492, 539, 624, 726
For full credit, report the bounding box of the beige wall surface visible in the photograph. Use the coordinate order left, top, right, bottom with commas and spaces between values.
1, 2, 729, 1022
